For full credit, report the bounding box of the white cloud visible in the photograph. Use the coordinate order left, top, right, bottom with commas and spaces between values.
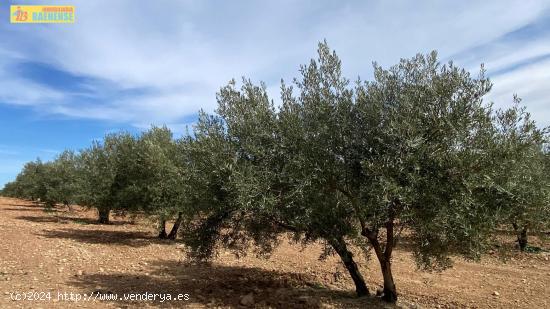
486, 58, 550, 127
0, 0, 549, 128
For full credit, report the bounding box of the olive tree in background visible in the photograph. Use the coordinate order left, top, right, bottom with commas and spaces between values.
44, 150, 80, 210
1, 152, 80, 210
136, 126, 189, 239
78, 132, 137, 224
2, 159, 48, 201
485, 102, 549, 251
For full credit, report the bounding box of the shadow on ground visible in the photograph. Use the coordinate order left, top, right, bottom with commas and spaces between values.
3, 207, 54, 212
68, 260, 394, 308
35, 228, 170, 247
2, 203, 43, 209
15, 214, 133, 226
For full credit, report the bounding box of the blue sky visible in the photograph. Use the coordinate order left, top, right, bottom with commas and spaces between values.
1, 0, 550, 188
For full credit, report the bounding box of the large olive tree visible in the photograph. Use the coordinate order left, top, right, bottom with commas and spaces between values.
350, 51, 498, 301
184, 42, 523, 303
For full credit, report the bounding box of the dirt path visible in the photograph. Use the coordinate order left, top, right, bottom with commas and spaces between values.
0, 197, 548, 308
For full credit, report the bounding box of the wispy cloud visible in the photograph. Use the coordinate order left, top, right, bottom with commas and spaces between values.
447, 7, 550, 125
0, 0, 549, 128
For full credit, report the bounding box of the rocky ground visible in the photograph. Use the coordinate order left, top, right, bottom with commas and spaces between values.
0, 197, 548, 308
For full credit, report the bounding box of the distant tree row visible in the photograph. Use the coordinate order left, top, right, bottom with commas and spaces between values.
2, 42, 549, 302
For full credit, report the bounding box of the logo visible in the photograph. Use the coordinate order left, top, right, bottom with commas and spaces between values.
10, 5, 75, 23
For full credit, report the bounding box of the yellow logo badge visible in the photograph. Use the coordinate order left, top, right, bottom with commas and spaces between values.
10, 5, 75, 23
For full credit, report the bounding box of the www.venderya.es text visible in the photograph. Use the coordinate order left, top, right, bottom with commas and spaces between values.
8, 291, 190, 303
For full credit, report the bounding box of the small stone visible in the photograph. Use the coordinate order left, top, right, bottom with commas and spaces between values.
493, 291, 500, 296
240, 293, 255, 306
77, 270, 83, 276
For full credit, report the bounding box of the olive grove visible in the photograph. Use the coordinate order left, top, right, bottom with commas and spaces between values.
2, 42, 548, 303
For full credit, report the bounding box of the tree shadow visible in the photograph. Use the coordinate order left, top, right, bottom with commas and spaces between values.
2, 202, 43, 209
36, 228, 168, 247
15, 214, 133, 226
3, 207, 54, 212
68, 260, 394, 308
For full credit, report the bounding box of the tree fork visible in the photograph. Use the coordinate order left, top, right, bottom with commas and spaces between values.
363, 212, 398, 302
167, 212, 183, 240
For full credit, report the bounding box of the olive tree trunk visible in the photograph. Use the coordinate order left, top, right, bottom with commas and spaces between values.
328, 236, 369, 297
63, 201, 72, 212
158, 219, 167, 239
363, 210, 398, 303
379, 258, 397, 302
518, 228, 528, 251
98, 208, 110, 224
167, 212, 183, 240
513, 223, 528, 251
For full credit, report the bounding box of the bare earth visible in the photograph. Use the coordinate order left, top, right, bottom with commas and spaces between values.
0, 197, 548, 309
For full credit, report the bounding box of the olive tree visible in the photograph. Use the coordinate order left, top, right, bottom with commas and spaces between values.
136, 126, 188, 239
185, 42, 517, 302
486, 101, 549, 251
43, 150, 80, 210
12, 159, 49, 201
181, 111, 255, 259
183, 49, 371, 296
0, 181, 17, 197
1, 153, 79, 209
77, 132, 137, 224
350, 51, 498, 301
